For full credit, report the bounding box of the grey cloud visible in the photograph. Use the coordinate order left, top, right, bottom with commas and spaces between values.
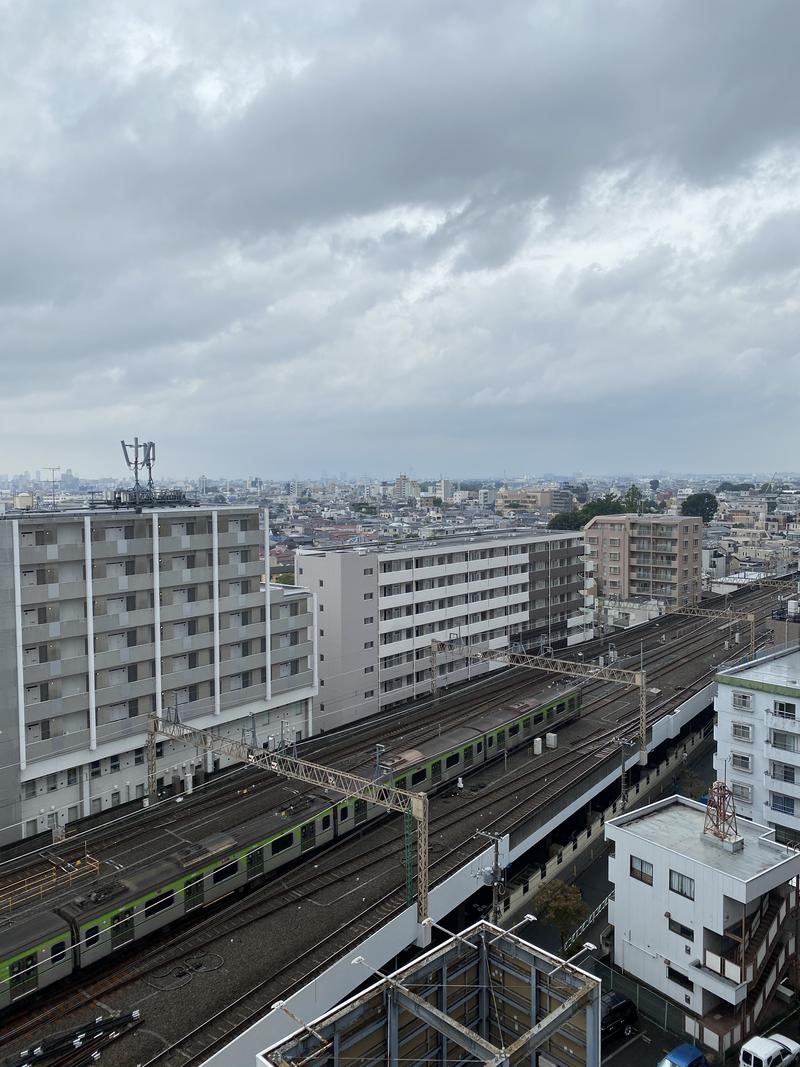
1, 0, 800, 475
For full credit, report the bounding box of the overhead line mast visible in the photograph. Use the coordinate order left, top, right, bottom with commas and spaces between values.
148, 714, 431, 943
431, 639, 649, 765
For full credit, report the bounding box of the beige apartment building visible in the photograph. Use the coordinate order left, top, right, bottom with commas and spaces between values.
584, 513, 702, 607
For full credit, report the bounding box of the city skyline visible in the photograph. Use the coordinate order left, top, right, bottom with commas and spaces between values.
2, 2, 799, 474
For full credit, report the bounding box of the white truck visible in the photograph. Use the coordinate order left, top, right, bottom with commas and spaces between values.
740, 1034, 800, 1067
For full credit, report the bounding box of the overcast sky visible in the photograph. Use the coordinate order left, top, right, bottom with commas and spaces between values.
2, 1, 799, 480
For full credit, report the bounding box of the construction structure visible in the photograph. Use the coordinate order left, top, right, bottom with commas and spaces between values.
260, 920, 601, 1067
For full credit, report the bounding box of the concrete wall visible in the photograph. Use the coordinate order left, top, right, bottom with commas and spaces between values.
0, 524, 22, 842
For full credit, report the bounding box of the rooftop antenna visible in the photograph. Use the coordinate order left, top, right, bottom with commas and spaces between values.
121, 437, 144, 490
704, 778, 738, 842
143, 441, 156, 490
43, 466, 60, 511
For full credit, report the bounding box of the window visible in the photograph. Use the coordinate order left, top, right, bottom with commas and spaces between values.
364, 617, 373, 624
67, 767, 77, 786
271, 832, 294, 855
363, 592, 373, 600
51, 940, 67, 963
668, 918, 694, 941
134, 748, 144, 766
155, 742, 164, 759
364, 690, 374, 698
669, 870, 695, 899
445, 752, 459, 769
411, 769, 427, 786
364, 567, 373, 575
212, 861, 239, 884
731, 782, 753, 803
364, 665, 374, 674
732, 722, 752, 742
364, 640, 374, 649
772, 793, 795, 816
46, 774, 57, 792
144, 889, 175, 918
731, 752, 752, 773
630, 855, 653, 885
775, 701, 797, 721
85, 926, 100, 948
733, 691, 752, 711
110, 755, 120, 772
90, 761, 101, 779
667, 966, 694, 991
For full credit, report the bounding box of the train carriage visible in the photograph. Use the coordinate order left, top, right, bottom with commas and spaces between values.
0, 912, 73, 1010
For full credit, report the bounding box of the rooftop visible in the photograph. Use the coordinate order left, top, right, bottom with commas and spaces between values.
296, 527, 579, 556
608, 796, 800, 882
0, 502, 258, 520
717, 644, 800, 693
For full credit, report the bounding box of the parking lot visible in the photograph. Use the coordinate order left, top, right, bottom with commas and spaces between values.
602, 1015, 690, 1067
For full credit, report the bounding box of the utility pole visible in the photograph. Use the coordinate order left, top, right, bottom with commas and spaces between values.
477, 829, 503, 925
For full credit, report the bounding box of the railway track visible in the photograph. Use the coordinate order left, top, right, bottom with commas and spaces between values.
0, 579, 790, 1061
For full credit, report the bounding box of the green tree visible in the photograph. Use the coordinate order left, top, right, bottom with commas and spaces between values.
548, 512, 584, 530
431, 497, 444, 508
534, 880, 590, 949
680, 491, 718, 524
582, 493, 624, 519
649, 478, 660, 492
717, 481, 754, 492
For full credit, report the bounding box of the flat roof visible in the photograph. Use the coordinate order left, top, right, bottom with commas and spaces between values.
609, 796, 799, 882
0, 503, 257, 520
717, 645, 800, 692
297, 527, 580, 556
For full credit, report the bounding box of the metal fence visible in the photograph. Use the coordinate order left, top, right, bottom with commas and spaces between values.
587, 958, 692, 1042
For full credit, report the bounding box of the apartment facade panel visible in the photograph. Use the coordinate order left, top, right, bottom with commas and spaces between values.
0, 506, 317, 842
714, 647, 800, 843
297, 530, 585, 730
584, 513, 702, 608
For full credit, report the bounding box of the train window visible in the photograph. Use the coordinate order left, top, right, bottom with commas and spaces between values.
523, 718, 531, 732
568, 697, 576, 710
555, 702, 565, 715
477, 742, 482, 752
445, 753, 459, 769
144, 889, 175, 918
51, 941, 66, 964
85, 926, 100, 948
411, 769, 427, 786
272, 832, 294, 855
395, 777, 406, 790
509, 724, 519, 737
534, 713, 544, 725
212, 861, 239, 885
322, 814, 331, 831
341, 806, 349, 820
464, 745, 474, 765
487, 737, 493, 747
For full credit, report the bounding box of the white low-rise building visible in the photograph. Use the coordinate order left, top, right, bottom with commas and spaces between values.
607, 793, 800, 1053
715, 645, 800, 843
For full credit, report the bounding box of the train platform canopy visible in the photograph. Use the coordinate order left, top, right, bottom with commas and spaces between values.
259, 919, 601, 1067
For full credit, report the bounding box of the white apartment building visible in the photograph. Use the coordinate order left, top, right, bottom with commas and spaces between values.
714, 646, 800, 844
0, 505, 317, 841
296, 530, 587, 731
607, 795, 800, 1052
